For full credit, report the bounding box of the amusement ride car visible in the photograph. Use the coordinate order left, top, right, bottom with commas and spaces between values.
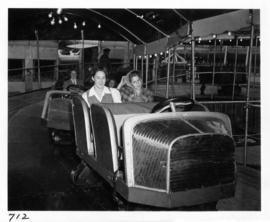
41, 90, 236, 209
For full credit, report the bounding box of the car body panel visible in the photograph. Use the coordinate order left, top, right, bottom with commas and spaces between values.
43, 93, 236, 208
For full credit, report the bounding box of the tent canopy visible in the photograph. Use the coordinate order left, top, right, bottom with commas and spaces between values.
134, 9, 260, 56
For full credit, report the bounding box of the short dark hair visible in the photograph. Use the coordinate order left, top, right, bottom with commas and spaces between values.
69, 69, 77, 77
128, 70, 141, 83
92, 67, 108, 78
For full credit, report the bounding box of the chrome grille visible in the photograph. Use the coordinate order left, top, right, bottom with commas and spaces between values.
170, 134, 235, 192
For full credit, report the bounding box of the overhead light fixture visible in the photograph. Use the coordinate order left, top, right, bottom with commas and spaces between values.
50, 18, 55, 25
74, 22, 77, 29
137, 14, 144, 19
48, 12, 53, 18
213, 34, 216, 38
160, 52, 163, 55
98, 24, 101, 29
209, 40, 212, 43
57, 8, 62, 15
58, 18, 62, 24
219, 39, 221, 42
230, 39, 232, 42
240, 38, 243, 42
228, 31, 232, 36
154, 53, 157, 57
149, 55, 152, 58
82, 21, 86, 26
64, 16, 68, 22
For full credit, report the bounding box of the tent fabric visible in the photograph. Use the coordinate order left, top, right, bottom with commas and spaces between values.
134, 9, 260, 56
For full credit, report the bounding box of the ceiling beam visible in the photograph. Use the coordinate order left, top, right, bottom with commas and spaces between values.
125, 9, 170, 38
86, 9, 145, 44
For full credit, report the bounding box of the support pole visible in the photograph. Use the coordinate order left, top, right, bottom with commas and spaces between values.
232, 37, 239, 100
133, 54, 136, 69
252, 37, 258, 99
211, 38, 217, 100
145, 55, 149, 89
141, 56, 144, 83
127, 41, 130, 67
223, 45, 228, 66
166, 49, 171, 98
172, 46, 176, 97
154, 57, 158, 96
244, 12, 254, 167
81, 30, 85, 81
34, 30, 41, 89
191, 34, 196, 100
55, 54, 59, 81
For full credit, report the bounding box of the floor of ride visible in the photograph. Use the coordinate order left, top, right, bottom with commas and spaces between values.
8, 102, 115, 210
8, 101, 261, 210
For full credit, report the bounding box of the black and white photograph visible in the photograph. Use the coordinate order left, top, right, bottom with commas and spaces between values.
2, 0, 270, 221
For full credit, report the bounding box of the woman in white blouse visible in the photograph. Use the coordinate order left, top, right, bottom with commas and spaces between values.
82, 68, 121, 107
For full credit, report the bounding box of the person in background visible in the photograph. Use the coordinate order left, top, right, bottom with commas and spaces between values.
200, 82, 206, 96
98, 48, 112, 76
107, 78, 117, 88
24, 69, 33, 92
82, 68, 121, 107
84, 64, 95, 89
118, 70, 153, 103
63, 69, 83, 89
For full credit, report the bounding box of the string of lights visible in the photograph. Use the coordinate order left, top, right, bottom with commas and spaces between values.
48, 8, 103, 30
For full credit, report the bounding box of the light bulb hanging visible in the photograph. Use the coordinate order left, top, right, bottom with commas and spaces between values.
82, 21, 86, 26
74, 22, 77, 29
48, 12, 53, 18
57, 8, 62, 15
50, 18, 55, 25
64, 16, 68, 22
58, 18, 62, 24
98, 24, 101, 29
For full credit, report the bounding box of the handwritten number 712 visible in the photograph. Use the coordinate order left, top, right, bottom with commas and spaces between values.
9, 213, 29, 221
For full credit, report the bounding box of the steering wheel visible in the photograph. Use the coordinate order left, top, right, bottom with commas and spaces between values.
66, 84, 85, 93
151, 97, 195, 113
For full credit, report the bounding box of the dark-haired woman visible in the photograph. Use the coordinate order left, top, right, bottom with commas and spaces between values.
82, 68, 121, 106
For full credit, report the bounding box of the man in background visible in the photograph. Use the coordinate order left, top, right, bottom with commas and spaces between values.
99, 48, 112, 77
63, 69, 83, 89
